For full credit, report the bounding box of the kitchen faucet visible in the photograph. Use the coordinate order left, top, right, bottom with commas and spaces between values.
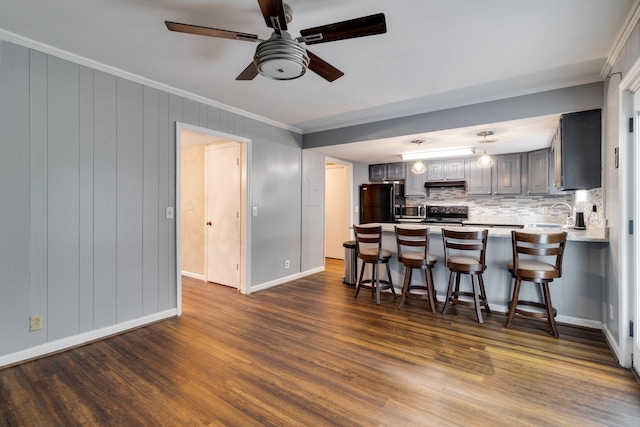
551, 202, 574, 225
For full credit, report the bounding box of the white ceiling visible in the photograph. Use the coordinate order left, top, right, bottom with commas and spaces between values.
0, 0, 635, 163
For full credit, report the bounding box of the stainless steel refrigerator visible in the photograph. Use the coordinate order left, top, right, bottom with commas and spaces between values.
360, 183, 403, 223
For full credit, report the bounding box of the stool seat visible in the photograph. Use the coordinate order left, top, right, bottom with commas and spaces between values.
441, 229, 490, 323
353, 225, 396, 305
395, 226, 438, 313
359, 248, 392, 260
505, 230, 567, 338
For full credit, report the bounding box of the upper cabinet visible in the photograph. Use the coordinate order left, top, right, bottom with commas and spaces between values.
466, 154, 522, 195
426, 159, 465, 181
527, 149, 551, 195
405, 168, 427, 197
466, 160, 492, 195
494, 154, 522, 195
369, 162, 406, 182
554, 109, 602, 191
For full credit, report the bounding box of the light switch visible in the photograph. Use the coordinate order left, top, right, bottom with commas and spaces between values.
166, 207, 174, 219
252, 206, 258, 217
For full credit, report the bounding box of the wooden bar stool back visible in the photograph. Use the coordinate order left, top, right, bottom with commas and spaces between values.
353, 225, 396, 305
441, 228, 491, 323
505, 230, 567, 337
395, 226, 438, 313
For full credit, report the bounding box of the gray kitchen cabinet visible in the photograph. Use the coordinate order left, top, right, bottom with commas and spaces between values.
426, 159, 465, 181
369, 162, 406, 181
405, 167, 427, 196
466, 154, 521, 195
527, 149, 549, 194
466, 160, 492, 195
554, 109, 602, 190
494, 154, 522, 195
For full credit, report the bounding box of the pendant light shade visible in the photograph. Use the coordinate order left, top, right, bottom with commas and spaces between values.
477, 150, 494, 168
411, 159, 426, 174
476, 131, 495, 168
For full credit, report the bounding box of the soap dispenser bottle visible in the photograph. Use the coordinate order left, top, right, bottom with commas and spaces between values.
588, 205, 599, 227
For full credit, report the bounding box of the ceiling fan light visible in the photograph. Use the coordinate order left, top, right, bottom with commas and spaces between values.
477, 150, 494, 168
411, 159, 426, 174
254, 32, 309, 80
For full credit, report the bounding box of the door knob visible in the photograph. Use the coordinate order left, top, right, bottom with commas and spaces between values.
206, 221, 212, 226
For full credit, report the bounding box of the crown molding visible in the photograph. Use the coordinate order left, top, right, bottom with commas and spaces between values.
601, 0, 640, 78
0, 29, 302, 135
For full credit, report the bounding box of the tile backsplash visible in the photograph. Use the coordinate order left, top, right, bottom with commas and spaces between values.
404, 187, 604, 225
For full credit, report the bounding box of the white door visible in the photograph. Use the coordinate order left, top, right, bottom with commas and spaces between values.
325, 164, 349, 259
206, 143, 241, 288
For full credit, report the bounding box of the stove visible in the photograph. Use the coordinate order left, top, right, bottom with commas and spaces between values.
423, 205, 468, 226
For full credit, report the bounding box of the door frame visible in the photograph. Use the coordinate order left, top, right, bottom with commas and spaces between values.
325, 157, 354, 242
619, 61, 640, 369
176, 122, 252, 316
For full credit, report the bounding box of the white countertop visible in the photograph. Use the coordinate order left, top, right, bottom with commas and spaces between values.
361, 223, 609, 242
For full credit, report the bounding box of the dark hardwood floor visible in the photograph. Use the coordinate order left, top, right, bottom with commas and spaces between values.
1, 259, 639, 426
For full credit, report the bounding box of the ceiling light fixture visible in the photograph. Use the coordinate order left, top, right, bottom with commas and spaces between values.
401, 146, 476, 161
476, 131, 496, 168
254, 31, 310, 80
407, 140, 427, 174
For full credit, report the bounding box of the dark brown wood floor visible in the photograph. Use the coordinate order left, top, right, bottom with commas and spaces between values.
1, 259, 639, 426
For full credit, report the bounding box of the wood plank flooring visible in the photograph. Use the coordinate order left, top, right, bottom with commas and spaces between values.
1, 258, 639, 426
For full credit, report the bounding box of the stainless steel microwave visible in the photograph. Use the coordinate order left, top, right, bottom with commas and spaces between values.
395, 204, 425, 220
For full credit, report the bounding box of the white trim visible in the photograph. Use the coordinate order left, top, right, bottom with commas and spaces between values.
0, 310, 178, 368
602, 323, 623, 363
250, 267, 325, 293
181, 271, 205, 281
176, 123, 252, 306
0, 29, 302, 134
601, 0, 640, 79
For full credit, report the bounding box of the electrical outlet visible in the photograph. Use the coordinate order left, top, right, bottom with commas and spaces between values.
285, 260, 290, 269
542, 207, 548, 213
609, 304, 614, 320
30, 315, 43, 332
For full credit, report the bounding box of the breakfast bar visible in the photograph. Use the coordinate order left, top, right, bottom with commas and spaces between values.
355, 223, 608, 329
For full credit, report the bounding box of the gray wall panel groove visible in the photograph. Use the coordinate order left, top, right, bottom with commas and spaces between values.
28, 49, 48, 349
47, 55, 80, 341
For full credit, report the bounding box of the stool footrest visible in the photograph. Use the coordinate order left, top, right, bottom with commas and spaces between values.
514, 300, 557, 319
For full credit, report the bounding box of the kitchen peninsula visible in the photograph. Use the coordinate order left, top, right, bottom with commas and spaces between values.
356, 223, 607, 329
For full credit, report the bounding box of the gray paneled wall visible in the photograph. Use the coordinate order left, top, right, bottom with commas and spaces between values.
0, 40, 310, 362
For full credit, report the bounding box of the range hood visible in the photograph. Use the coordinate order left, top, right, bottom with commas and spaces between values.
424, 180, 467, 188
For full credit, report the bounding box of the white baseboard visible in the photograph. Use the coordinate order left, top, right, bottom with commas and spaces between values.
250, 266, 325, 293
181, 270, 205, 281
0, 309, 178, 369
602, 323, 627, 367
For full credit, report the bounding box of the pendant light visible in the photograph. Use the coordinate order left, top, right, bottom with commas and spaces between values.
409, 140, 426, 174
476, 131, 495, 168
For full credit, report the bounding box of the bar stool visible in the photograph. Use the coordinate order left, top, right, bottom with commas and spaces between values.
353, 225, 396, 305
505, 230, 567, 338
395, 226, 438, 313
441, 228, 491, 323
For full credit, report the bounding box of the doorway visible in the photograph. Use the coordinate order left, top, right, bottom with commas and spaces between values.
176, 123, 251, 314
325, 158, 353, 259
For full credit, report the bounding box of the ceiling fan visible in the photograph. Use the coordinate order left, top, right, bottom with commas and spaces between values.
165, 0, 386, 82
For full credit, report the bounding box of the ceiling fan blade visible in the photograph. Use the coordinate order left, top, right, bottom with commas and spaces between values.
299, 13, 386, 45
307, 51, 344, 82
165, 21, 259, 42
236, 62, 259, 80
257, 0, 288, 32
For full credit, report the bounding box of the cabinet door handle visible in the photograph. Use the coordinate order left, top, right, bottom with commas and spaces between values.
206, 221, 212, 226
